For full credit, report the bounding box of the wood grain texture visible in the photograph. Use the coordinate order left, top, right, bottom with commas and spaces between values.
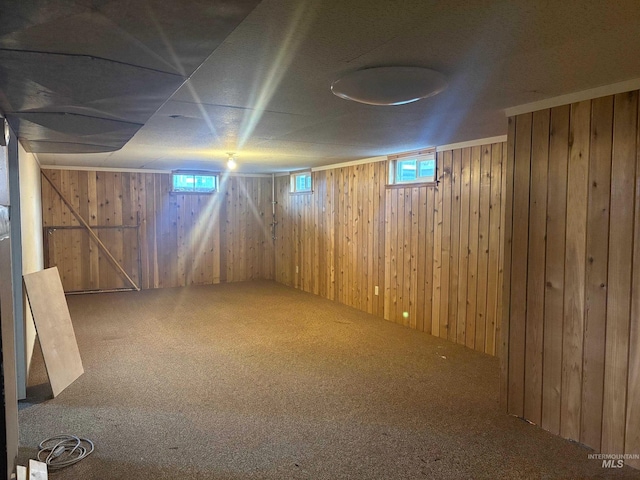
508, 113, 532, 418
276, 143, 505, 356
505, 88, 640, 461
602, 91, 637, 454
524, 109, 549, 425
581, 95, 613, 451
42, 171, 274, 291
541, 105, 570, 435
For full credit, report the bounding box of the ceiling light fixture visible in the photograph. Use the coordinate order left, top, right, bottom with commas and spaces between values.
331, 66, 447, 106
226, 153, 237, 170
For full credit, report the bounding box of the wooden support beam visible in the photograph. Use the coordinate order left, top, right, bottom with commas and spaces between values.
41, 170, 140, 291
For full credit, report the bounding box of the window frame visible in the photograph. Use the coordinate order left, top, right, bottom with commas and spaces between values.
290, 171, 313, 194
171, 171, 219, 194
388, 149, 437, 186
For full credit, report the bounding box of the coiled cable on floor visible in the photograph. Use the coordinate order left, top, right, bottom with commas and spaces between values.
37, 434, 94, 470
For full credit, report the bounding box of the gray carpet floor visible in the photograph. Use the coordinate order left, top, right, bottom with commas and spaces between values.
17, 281, 640, 479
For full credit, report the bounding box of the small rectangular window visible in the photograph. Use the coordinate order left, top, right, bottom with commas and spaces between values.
389, 150, 436, 185
172, 171, 218, 193
291, 172, 312, 193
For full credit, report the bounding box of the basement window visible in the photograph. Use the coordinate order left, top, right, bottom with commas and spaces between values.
290, 171, 312, 193
172, 171, 218, 193
388, 149, 437, 185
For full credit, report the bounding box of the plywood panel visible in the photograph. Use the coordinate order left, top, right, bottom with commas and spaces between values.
23, 267, 83, 397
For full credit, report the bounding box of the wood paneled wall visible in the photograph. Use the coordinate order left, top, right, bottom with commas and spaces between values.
275, 141, 507, 356
502, 92, 640, 466
41, 169, 274, 291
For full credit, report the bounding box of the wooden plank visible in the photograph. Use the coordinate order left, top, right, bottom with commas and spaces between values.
23, 267, 84, 397
457, 148, 471, 345
561, 99, 591, 441
87, 172, 99, 289
416, 186, 427, 332
508, 113, 532, 417
541, 105, 570, 434
377, 162, 387, 316
367, 165, 375, 314
626, 92, 640, 471
523, 109, 550, 425
424, 186, 435, 335
602, 91, 637, 453
402, 188, 411, 325
466, 146, 481, 349
475, 144, 492, 352
409, 187, 419, 327
396, 188, 406, 323
448, 149, 462, 341
387, 189, 397, 321
486, 144, 503, 355
581, 95, 613, 450
431, 153, 443, 336
500, 119, 516, 411
439, 151, 452, 336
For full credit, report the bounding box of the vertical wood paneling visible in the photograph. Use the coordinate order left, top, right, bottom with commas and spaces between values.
448, 149, 462, 341
581, 95, 613, 450
42, 170, 274, 291
541, 105, 570, 435
457, 148, 471, 346
466, 146, 481, 350
561, 100, 590, 442
439, 152, 452, 335
602, 91, 637, 454
275, 142, 505, 356
485, 144, 502, 356
505, 88, 640, 462
523, 109, 550, 425
475, 145, 491, 352
508, 113, 532, 417
626, 96, 640, 470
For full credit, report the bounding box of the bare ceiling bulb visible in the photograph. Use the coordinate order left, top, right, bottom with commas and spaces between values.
227, 153, 237, 170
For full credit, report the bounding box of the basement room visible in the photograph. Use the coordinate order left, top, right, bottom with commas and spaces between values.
0, 1, 639, 479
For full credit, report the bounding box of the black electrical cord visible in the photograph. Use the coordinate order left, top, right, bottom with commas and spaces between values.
37, 434, 94, 470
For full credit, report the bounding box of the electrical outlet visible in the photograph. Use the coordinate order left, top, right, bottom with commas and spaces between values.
374, 285, 379, 296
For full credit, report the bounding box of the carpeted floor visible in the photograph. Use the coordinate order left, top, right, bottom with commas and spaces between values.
17, 281, 640, 479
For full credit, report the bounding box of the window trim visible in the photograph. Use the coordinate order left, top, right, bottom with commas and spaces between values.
290, 170, 313, 194
388, 148, 437, 186
171, 170, 219, 194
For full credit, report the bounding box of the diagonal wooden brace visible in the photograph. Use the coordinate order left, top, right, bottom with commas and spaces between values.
41, 171, 140, 291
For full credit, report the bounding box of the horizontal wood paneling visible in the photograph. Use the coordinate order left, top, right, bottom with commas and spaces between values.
275, 142, 506, 356
503, 91, 640, 467
41, 170, 274, 291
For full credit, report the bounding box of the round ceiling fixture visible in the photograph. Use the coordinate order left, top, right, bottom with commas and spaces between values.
331, 67, 447, 106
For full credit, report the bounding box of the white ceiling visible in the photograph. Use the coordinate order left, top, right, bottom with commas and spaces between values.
3, 0, 640, 173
